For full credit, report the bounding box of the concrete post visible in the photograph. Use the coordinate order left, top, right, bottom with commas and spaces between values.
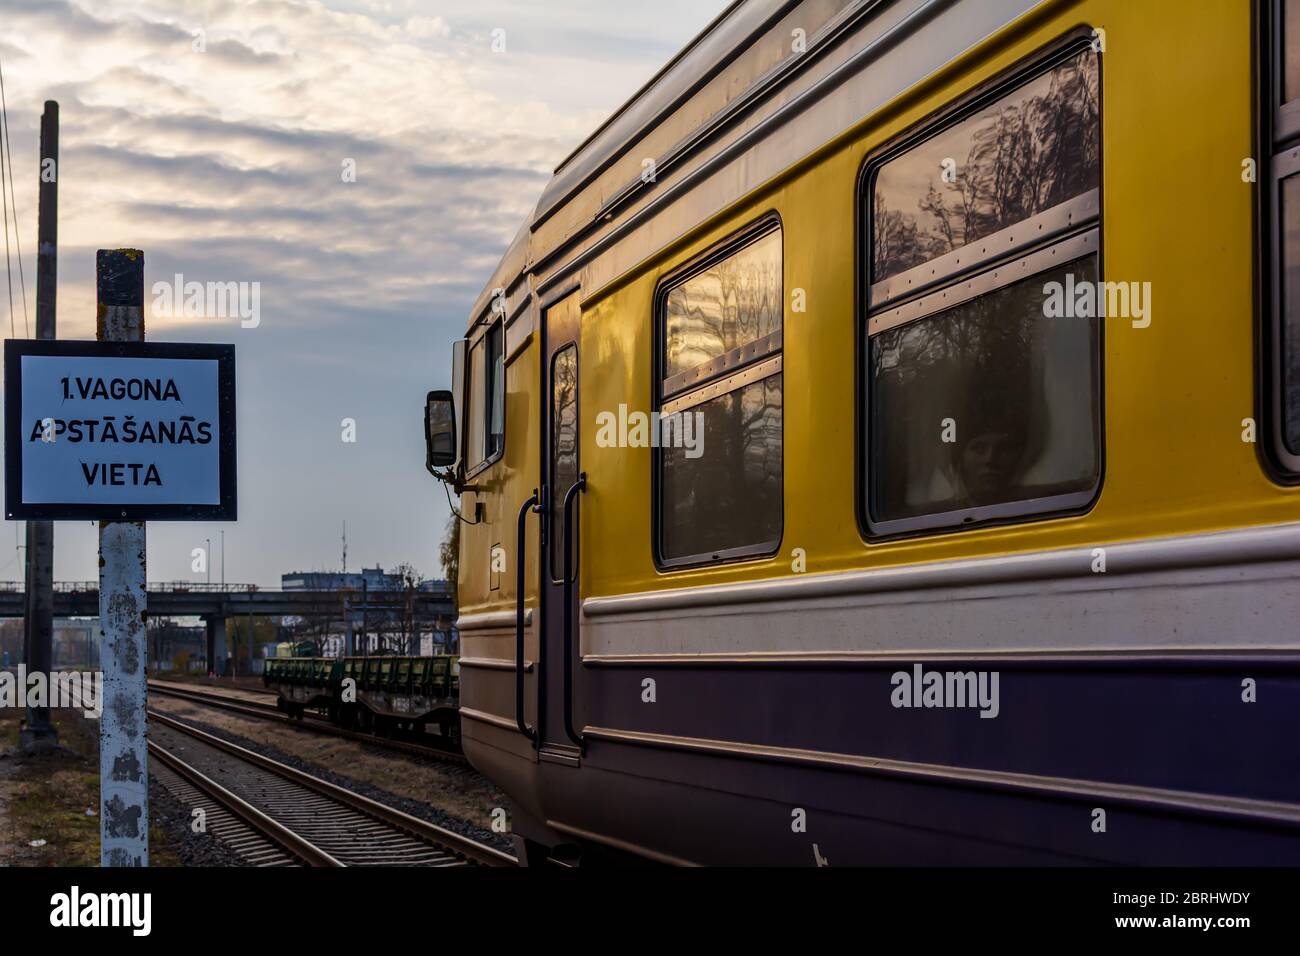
206, 616, 228, 676
20, 102, 60, 753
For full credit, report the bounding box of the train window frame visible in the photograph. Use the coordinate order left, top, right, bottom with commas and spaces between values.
858, 35, 1105, 540
464, 318, 506, 479
1265, 0, 1300, 477
651, 213, 785, 571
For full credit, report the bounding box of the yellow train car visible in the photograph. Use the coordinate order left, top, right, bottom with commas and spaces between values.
424, 0, 1300, 865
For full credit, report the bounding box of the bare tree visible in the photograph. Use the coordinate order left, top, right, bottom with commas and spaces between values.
439, 516, 460, 602
391, 561, 421, 655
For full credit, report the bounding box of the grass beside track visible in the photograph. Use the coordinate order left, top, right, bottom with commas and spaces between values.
0, 705, 183, 865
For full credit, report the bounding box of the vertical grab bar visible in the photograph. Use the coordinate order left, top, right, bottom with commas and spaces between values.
561, 473, 587, 749
515, 490, 539, 745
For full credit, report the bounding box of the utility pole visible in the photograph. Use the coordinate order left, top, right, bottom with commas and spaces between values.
97, 249, 148, 867
20, 101, 58, 753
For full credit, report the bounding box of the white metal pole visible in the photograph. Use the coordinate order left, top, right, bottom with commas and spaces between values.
97, 248, 148, 867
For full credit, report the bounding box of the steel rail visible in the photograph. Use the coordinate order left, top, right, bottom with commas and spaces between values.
148, 739, 343, 867
148, 709, 517, 867
146, 680, 469, 766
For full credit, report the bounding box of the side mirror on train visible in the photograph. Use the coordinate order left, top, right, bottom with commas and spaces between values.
425, 390, 457, 474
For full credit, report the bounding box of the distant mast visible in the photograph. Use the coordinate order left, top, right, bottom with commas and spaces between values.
342, 520, 347, 574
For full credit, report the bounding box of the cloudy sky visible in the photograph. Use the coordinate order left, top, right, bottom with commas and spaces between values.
0, 0, 727, 587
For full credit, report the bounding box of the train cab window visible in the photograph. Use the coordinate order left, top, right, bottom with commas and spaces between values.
467, 333, 486, 467
466, 321, 505, 472
1270, 1, 1300, 473
864, 45, 1101, 536
656, 222, 783, 567
486, 322, 505, 460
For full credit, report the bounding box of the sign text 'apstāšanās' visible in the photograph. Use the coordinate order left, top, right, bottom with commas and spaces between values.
31, 374, 214, 487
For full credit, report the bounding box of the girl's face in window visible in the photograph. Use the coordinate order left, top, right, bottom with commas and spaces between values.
959, 430, 1025, 504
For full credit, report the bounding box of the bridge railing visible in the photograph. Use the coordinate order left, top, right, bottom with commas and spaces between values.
0, 581, 261, 593
141, 582, 261, 593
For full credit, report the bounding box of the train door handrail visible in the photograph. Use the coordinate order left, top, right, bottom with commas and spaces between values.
516, 490, 540, 746
561, 473, 587, 750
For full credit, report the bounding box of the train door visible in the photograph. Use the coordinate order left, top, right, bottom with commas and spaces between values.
539, 290, 585, 762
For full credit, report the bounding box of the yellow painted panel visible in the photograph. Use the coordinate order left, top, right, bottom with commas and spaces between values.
471, 0, 1298, 609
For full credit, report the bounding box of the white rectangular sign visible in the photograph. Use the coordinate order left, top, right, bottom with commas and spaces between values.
4, 341, 236, 520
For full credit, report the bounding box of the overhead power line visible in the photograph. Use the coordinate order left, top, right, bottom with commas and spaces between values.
0, 53, 30, 338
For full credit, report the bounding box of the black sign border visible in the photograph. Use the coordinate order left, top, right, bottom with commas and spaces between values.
4, 339, 237, 521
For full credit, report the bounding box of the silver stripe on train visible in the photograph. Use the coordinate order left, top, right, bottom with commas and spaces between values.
581, 521, 1300, 657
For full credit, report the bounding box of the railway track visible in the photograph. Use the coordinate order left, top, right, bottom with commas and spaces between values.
147, 709, 516, 867
147, 680, 470, 766
149, 759, 299, 867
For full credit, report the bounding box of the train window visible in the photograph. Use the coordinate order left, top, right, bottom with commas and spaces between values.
1281, 173, 1300, 455
661, 375, 782, 562
1271, 3, 1300, 473
550, 344, 579, 579
864, 44, 1101, 536
486, 322, 505, 460
466, 320, 505, 472
870, 259, 1100, 526
657, 220, 783, 567
467, 333, 486, 467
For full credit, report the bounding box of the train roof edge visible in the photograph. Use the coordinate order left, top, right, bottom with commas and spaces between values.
464, 0, 798, 330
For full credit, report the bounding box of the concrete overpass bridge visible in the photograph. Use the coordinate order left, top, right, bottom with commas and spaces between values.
0, 581, 456, 672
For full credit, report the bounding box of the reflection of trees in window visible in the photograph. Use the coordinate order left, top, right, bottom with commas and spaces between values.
551, 346, 578, 575
665, 230, 782, 379
553, 349, 578, 478
662, 376, 782, 560
870, 259, 1099, 521
873, 50, 1099, 281
1272, 5, 1300, 468
1283, 178, 1300, 454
